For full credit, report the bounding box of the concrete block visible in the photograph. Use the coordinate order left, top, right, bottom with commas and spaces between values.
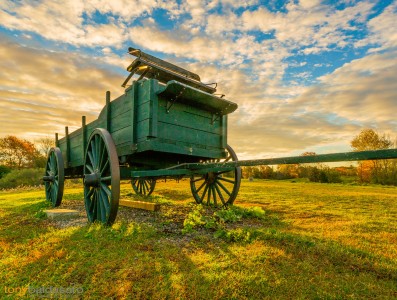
119, 200, 160, 211
46, 209, 80, 220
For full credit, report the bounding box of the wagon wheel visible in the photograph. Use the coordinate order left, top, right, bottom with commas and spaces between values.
190, 145, 241, 207
83, 128, 120, 225
43, 147, 64, 207
131, 177, 156, 196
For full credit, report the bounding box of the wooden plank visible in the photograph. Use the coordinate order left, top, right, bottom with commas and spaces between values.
156, 122, 221, 147
106, 91, 111, 131
131, 84, 137, 147
110, 109, 133, 133
65, 126, 70, 167
157, 103, 223, 134
119, 200, 160, 211
149, 80, 158, 138
136, 119, 150, 141
221, 115, 227, 148
111, 125, 133, 146
82, 116, 87, 159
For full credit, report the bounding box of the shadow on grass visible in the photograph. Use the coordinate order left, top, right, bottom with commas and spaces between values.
2, 194, 397, 299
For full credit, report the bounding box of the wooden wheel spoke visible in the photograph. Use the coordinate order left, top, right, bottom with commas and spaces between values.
101, 176, 112, 182
192, 176, 205, 183
216, 179, 232, 196
100, 159, 109, 174
90, 140, 97, 168
86, 187, 95, 199
212, 185, 217, 206
85, 163, 94, 174
95, 135, 100, 165
214, 183, 226, 205
207, 184, 212, 205
218, 177, 235, 184
100, 189, 110, 211
201, 184, 209, 202
196, 180, 207, 193
98, 141, 106, 170
100, 183, 112, 198
98, 191, 107, 222
87, 151, 95, 170
89, 190, 96, 211
143, 180, 149, 191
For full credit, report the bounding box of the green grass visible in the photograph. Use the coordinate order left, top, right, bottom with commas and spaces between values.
1, 179, 397, 299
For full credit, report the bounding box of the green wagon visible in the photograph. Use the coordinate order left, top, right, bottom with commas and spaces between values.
43, 48, 242, 225
44, 47, 397, 225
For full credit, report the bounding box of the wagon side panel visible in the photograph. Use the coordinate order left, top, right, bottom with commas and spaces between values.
108, 89, 135, 156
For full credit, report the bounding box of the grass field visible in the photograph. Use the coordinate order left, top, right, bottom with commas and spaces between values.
0, 179, 396, 299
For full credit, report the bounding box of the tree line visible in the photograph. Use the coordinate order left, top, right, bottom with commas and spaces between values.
0, 136, 53, 178
1, 129, 397, 185
242, 129, 397, 185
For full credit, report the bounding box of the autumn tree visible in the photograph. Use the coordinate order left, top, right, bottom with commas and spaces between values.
0, 136, 40, 169
351, 129, 396, 184
35, 136, 55, 156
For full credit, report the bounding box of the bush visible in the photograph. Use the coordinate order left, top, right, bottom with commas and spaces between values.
307, 166, 342, 183
0, 165, 11, 179
182, 205, 266, 235
0, 168, 44, 189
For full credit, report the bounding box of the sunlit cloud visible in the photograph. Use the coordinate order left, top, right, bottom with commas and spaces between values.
0, 0, 396, 159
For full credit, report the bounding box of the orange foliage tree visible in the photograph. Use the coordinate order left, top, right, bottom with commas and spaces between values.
0, 136, 41, 169
351, 129, 394, 184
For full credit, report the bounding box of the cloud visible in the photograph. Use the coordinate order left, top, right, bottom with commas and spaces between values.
0, 0, 395, 159
355, 1, 397, 52
293, 50, 397, 130
0, 0, 130, 47
0, 36, 125, 139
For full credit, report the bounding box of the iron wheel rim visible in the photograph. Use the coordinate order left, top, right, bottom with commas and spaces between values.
84, 128, 120, 225
190, 145, 241, 207
44, 147, 64, 207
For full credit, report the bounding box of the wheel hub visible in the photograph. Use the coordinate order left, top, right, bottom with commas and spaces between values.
207, 172, 217, 184
43, 175, 55, 182
84, 172, 101, 187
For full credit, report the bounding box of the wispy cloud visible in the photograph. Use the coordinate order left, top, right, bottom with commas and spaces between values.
0, 0, 396, 158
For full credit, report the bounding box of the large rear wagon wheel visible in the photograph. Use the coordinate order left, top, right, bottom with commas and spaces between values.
131, 177, 156, 196
83, 128, 120, 225
190, 145, 241, 207
43, 147, 64, 207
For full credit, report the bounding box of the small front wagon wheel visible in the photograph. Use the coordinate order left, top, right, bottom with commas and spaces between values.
43, 147, 64, 207
190, 145, 241, 207
83, 128, 120, 225
131, 177, 156, 196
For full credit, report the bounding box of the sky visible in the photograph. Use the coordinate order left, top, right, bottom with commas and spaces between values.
0, 0, 396, 160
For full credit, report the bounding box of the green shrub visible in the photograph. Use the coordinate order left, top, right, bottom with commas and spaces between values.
214, 206, 265, 222
214, 228, 257, 243
183, 205, 266, 235
182, 205, 207, 234
214, 207, 242, 223
0, 165, 11, 179
0, 168, 44, 189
